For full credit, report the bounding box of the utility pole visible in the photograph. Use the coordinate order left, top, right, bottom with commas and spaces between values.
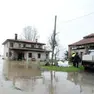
51, 15, 57, 65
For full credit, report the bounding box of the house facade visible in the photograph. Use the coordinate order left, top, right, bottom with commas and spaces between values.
3, 34, 50, 61
68, 33, 94, 59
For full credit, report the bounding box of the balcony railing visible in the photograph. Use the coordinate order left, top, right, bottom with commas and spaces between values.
9, 43, 43, 49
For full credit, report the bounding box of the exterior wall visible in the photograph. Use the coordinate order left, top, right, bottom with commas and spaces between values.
4, 42, 10, 59
69, 47, 88, 60
3, 41, 49, 60
12, 42, 26, 48
13, 42, 19, 48
71, 49, 85, 56
12, 51, 18, 60
41, 53, 46, 60
24, 51, 48, 61
36, 44, 38, 48
73, 49, 86, 55
8, 50, 49, 61
69, 45, 91, 58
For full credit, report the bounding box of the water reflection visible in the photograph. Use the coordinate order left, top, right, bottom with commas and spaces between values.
1, 59, 94, 94
67, 72, 94, 94
3, 60, 41, 91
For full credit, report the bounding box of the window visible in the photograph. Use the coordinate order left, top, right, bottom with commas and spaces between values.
38, 45, 42, 49
19, 44, 21, 48
31, 44, 34, 48
46, 54, 48, 59
9, 52, 12, 57
10, 43, 13, 47
23, 44, 26, 48
38, 53, 41, 58
6, 53, 8, 57
28, 53, 32, 58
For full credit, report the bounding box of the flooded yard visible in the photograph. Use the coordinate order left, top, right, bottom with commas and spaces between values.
0, 58, 94, 94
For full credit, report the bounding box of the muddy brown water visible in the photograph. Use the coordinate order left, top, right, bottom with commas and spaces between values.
0, 58, 94, 94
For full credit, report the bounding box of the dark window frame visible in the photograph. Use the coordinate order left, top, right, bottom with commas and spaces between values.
38, 45, 42, 49
31, 44, 35, 48
28, 53, 32, 58
46, 54, 48, 59
6, 53, 8, 57
38, 53, 41, 58
10, 43, 13, 47
9, 52, 12, 57
19, 44, 21, 48
23, 44, 26, 48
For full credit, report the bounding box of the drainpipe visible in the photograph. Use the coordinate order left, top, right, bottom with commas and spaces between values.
26, 52, 29, 68
68, 46, 72, 59
26, 52, 29, 61
85, 45, 89, 54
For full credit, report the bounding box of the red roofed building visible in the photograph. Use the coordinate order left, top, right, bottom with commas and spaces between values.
68, 33, 94, 58
2, 34, 50, 61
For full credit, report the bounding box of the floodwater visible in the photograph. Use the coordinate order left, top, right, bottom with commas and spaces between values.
0, 58, 94, 94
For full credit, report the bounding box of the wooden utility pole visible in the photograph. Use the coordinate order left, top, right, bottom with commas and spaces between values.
51, 15, 57, 65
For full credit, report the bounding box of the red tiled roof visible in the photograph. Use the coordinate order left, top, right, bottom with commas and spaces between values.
83, 33, 94, 38
69, 37, 94, 46
69, 33, 94, 46
2, 39, 46, 45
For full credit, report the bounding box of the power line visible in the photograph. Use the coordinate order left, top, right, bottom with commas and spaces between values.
62, 12, 94, 23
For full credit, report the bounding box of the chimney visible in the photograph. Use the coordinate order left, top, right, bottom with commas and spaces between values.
36, 39, 38, 43
15, 34, 17, 40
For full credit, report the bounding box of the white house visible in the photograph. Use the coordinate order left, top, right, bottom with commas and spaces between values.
2, 34, 50, 61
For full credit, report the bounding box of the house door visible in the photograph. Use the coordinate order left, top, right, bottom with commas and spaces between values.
18, 53, 24, 60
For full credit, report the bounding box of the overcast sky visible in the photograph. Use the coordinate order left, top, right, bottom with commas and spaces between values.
0, 0, 94, 56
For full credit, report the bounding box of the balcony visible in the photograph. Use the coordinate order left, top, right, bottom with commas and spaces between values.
9, 42, 43, 50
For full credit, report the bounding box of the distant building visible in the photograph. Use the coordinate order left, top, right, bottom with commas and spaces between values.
2, 34, 50, 61
68, 33, 94, 58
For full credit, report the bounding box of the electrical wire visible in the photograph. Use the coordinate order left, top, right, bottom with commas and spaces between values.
62, 11, 94, 23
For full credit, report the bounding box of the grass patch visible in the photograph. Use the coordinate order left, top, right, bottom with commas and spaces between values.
41, 65, 84, 72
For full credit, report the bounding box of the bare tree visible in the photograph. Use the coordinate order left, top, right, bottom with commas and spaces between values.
64, 50, 68, 60
48, 32, 60, 64
49, 32, 58, 50
21, 26, 39, 41
54, 47, 60, 61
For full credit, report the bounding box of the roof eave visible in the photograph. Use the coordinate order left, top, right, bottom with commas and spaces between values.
2, 39, 9, 45
2, 39, 46, 45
